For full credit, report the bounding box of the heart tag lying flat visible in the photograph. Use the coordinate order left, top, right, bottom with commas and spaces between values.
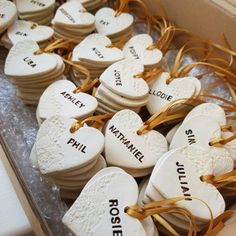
7, 20, 54, 44
0, 0, 17, 34
100, 59, 149, 99
170, 115, 221, 150
14, 0, 55, 14
4, 40, 57, 77
105, 109, 168, 170
123, 34, 163, 67
62, 167, 147, 236
147, 72, 197, 115
72, 33, 124, 64
150, 145, 226, 220
37, 80, 98, 121
95, 7, 133, 36
184, 103, 226, 126
53, 1, 95, 27
36, 115, 104, 175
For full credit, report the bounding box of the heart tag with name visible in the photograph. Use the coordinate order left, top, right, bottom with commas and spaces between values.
62, 167, 147, 236
0, 0, 17, 34
35, 115, 104, 175
53, 1, 95, 27
37, 80, 98, 121
170, 115, 222, 150
150, 145, 226, 221
4, 40, 57, 77
100, 59, 149, 99
105, 109, 168, 169
123, 34, 163, 66
8, 20, 54, 44
95, 7, 133, 36
14, 0, 55, 14
147, 72, 198, 115
72, 33, 124, 63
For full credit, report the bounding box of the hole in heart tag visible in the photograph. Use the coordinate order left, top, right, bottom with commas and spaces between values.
104, 109, 168, 176
52, 1, 95, 43
0, 0, 17, 34
62, 167, 154, 236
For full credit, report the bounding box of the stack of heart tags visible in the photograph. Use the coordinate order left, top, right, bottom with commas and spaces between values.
95, 59, 150, 114
63, 167, 159, 236
104, 109, 168, 177
30, 115, 106, 199
75, 0, 107, 12
4, 40, 65, 105
95, 7, 134, 43
1, 20, 54, 49
13, 0, 55, 25
36, 80, 98, 125
70, 33, 124, 86
123, 34, 163, 71
147, 71, 202, 115
0, 0, 17, 35
52, 1, 95, 43
139, 103, 236, 233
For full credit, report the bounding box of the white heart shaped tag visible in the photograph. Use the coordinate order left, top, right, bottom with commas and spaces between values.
8, 20, 54, 44
4, 40, 57, 77
170, 115, 221, 150
100, 59, 149, 99
62, 167, 146, 236
14, 0, 55, 14
37, 80, 98, 121
53, 1, 95, 27
0, 0, 17, 33
36, 116, 104, 175
150, 145, 225, 220
147, 72, 197, 115
95, 7, 133, 36
105, 109, 168, 170
123, 34, 163, 66
72, 33, 124, 63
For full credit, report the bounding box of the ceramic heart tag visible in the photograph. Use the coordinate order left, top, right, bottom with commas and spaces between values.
223, 131, 236, 163
105, 109, 168, 169
184, 103, 226, 126
36, 115, 104, 175
147, 72, 197, 115
53, 1, 95, 26
37, 80, 98, 120
170, 115, 221, 150
0, 0, 17, 33
4, 40, 57, 77
72, 33, 124, 63
123, 34, 163, 66
95, 7, 133, 36
150, 145, 225, 220
62, 167, 147, 236
100, 59, 149, 99
8, 20, 54, 44
14, 0, 55, 14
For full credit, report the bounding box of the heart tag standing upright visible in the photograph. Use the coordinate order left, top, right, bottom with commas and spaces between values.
52, 1, 95, 43
147, 72, 201, 115
96, 59, 149, 114
37, 80, 98, 124
95, 7, 133, 42
105, 109, 168, 177
13, 0, 55, 25
4, 40, 65, 104
1, 20, 54, 49
63, 167, 156, 236
0, 0, 17, 34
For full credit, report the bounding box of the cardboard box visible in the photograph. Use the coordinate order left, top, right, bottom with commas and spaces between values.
145, 0, 236, 51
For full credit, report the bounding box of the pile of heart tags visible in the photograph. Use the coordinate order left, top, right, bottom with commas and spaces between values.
2, 0, 236, 235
